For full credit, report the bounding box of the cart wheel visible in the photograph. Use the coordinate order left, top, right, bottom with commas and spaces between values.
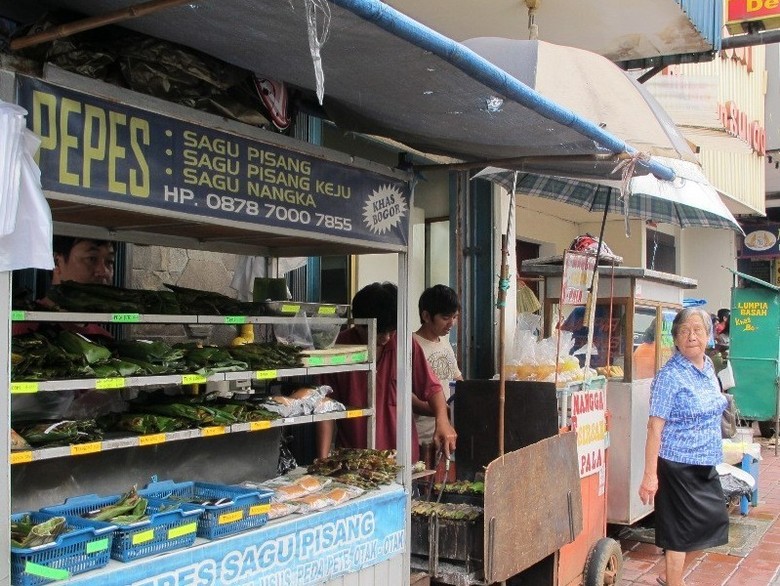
758, 420, 776, 439
583, 537, 623, 586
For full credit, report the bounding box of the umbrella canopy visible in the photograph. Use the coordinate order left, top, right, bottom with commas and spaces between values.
460, 37, 699, 178
474, 157, 743, 233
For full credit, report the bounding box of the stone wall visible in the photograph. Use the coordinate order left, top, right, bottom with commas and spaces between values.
126, 244, 247, 346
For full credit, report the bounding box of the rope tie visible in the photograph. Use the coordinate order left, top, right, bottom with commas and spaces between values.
611, 151, 650, 237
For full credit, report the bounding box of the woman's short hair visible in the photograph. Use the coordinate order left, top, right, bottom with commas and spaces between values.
671, 307, 713, 339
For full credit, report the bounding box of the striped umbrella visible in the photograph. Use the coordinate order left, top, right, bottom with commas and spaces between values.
474, 157, 743, 234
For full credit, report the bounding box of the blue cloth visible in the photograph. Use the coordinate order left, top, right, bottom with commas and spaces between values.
650, 352, 726, 466
682, 298, 707, 308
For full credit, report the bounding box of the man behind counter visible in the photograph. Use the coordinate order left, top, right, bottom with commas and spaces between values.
315, 282, 457, 463
12, 237, 117, 421
51, 236, 115, 287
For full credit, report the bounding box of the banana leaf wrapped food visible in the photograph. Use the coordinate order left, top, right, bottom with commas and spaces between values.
17, 419, 103, 447
134, 402, 238, 426
11, 514, 68, 548
83, 486, 150, 524
99, 412, 189, 434
411, 501, 483, 522
164, 283, 267, 316
12, 332, 94, 380
114, 340, 186, 373
47, 281, 180, 314
227, 342, 304, 369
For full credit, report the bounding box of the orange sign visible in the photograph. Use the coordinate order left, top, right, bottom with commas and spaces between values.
727, 0, 780, 33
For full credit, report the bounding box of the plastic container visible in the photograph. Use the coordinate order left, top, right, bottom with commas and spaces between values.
734, 426, 755, 445
41, 494, 203, 562
138, 480, 273, 539
11, 512, 115, 586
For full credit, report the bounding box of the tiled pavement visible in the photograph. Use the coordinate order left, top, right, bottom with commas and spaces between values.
619, 433, 780, 586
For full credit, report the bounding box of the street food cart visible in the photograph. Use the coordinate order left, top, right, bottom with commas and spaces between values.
521, 259, 695, 526
728, 270, 780, 442
410, 253, 623, 586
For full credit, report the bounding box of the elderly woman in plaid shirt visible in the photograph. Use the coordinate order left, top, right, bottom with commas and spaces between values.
638, 307, 729, 586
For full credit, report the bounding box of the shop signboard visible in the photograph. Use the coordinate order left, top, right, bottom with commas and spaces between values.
727, 0, 780, 34
570, 387, 607, 480
740, 223, 780, 258
67, 488, 405, 586
16, 76, 410, 247
561, 251, 596, 306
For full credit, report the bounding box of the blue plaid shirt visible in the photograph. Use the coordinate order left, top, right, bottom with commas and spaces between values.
649, 351, 726, 465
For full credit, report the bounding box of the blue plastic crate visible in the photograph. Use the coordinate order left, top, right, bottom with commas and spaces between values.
41, 494, 203, 562
11, 512, 115, 586
139, 480, 273, 539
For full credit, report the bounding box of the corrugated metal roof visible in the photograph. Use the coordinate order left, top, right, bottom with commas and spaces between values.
678, 0, 723, 51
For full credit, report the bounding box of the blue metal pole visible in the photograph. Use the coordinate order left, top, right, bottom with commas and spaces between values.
331, 0, 677, 182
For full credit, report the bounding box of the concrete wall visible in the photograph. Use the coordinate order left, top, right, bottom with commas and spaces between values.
680, 227, 737, 313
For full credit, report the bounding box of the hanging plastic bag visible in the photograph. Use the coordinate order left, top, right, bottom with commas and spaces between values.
0, 127, 54, 271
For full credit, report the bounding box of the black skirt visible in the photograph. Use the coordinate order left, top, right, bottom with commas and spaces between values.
655, 457, 729, 552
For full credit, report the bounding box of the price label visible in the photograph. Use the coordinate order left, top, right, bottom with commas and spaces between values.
281, 304, 301, 314
218, 511, 244, 525
71, 442, 102, 456
139, 434, 166, 446
168, 522, 197, 539
349, 351, 368, 363
86, 538, 110, 553
307, 357, 325, 366
11, 451, 33, 464
249, 503, 271, 516
250, 421, 272, 431
95, 377, 125, 390
111, 313, 140, 323
317, 306, 337, 315
202, 426, 226, 437
11, 310, 25, 321
346, 409, 363, 418
255, 370, 278, 380
11, 382, 39, 394
24, 562, 69, 581
182, 374, 207, 385
331, 355, 347, 365
224, 315, 247, 324
132, 529, 155, 545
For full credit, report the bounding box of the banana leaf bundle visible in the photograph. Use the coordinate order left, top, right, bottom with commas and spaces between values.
83, 486, 149, 524
433, 480, 485, 495
100, 412, 188, 434
11, 515, 68, 548
135, 402, 238, 426
12, 333, 95, 380
411, 501, 483, 521
116, 340, 185, 368
57, 331, 112, 365
17, 419, 104, 447
90, 359, 144, 378
180, 345, 248, 373
164, 283, 267, 316
47, 281, 180, 314
211, 401, 280, 423
227, 342, 303, 369
308, 448, 400, 489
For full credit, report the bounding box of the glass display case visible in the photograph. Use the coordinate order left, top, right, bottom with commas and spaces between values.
521, 259, 696, 525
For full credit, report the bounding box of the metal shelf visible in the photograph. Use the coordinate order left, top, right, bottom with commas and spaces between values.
10, 408, 374, 465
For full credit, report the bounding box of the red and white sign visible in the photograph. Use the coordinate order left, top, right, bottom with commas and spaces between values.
727, 0, 780, 34
570, 388, 607, 478
561, 251, 596, 306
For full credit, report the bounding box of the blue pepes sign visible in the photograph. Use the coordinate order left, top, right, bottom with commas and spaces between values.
67, 488, 405, 586
16, 76, 410, 247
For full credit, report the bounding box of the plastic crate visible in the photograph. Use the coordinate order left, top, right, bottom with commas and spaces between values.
41, 494, 203, 562
11, 512, 115, 586
139, 480, 273, 539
